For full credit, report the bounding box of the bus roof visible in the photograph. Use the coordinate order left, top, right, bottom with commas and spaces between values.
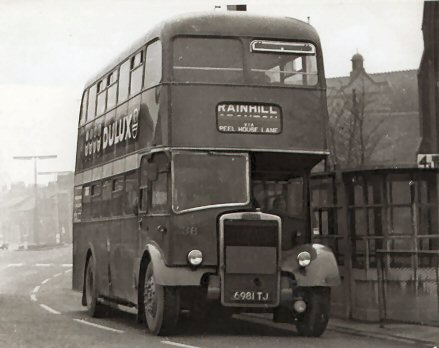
85, 11, 320, 88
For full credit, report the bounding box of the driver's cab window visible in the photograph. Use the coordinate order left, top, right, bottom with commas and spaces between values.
252, 177, 304, 217
140, 152, 170, 214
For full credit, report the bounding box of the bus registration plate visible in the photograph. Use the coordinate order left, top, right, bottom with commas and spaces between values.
232, 291, 270, 302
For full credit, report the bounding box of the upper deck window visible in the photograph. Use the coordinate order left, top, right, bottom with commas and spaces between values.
87, 84, 97, 121
248, 40, 318, 86
173, 37, 243, 83
144, 40, 162, 89
130, 50, 144, 95
79, 90, 88, 126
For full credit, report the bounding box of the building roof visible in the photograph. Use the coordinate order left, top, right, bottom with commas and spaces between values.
327, 69, 419, 112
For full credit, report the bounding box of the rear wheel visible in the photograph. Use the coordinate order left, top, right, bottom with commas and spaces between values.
143, 263, 180, 336
295, 287, 330, 337
84, 256, 103, 317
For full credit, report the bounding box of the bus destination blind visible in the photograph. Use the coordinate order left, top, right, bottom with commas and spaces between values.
217, 102, 282, 134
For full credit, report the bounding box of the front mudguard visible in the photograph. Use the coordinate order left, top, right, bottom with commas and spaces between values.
281, 244, 341, 287
134, 244, 216, 287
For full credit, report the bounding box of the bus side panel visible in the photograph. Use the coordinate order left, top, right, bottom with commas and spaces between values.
166, 209, 225, 266
72, 222, 85, 291
75, 85, 166, 173
111, 216, 139, 304
72, 221, 110, 297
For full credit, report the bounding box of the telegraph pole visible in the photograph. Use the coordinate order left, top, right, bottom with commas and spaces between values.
13, 155, 57, 245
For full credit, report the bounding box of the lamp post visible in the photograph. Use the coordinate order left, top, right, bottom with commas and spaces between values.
12, 155, 57, 245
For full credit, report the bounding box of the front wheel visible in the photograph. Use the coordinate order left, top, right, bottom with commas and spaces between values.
143, 263, 180, 336
295, 287, 330, 337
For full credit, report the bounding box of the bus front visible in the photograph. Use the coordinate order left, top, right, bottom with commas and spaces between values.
142, 13, 340, 337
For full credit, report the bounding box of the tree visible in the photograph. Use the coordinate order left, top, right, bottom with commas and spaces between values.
327, 77, 388, 170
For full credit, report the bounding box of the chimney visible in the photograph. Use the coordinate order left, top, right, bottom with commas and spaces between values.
227, 4, 247, 11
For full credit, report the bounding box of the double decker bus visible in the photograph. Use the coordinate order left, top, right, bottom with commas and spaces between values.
73, 10, 340, 337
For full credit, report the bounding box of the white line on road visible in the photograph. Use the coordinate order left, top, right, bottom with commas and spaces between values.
30, 294, 37, 302
64, 269, 72, 274
35, 263, 52, 267
61, 264, 72, 267
41, 278, 50, 284
161, 340, 201, 348
53, 272, 63, 277
6, 263, 24, 268
32, 286, 40, 294
39, 304, 61, 315
73, 319, 124, 333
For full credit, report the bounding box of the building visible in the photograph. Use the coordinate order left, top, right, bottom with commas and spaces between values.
326, 54, 419, 169
310, 14, 439, 323
0, 173, 74, 248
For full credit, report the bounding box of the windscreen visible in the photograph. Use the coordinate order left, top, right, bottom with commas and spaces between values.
173, 37, 244, 83
172, 152, 249, 213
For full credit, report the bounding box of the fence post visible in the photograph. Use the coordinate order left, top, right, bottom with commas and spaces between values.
377, 251, 386, 327
436, 254, 439, 314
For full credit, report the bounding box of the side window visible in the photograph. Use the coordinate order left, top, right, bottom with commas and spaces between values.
96, 78, 107, 116
82, 186, 91, 220
87, 84, 97, 121
80, 90, 88, 126
151, 172, 168, 214
101, 180, 112, 217
124, 171, 138, 215
90, 182, 102, 218
144, 40, 162, 89
107, 70, 118, 110
111, 177, 124, 216
119, 60, 130, 103
139, 157, 149, 213
73, 186, 83, 222
130, 50, 144, 95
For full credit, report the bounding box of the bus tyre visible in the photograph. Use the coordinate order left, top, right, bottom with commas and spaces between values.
143, 263, 180, 336
295, 287, 330, 337
84, 256, 103, 317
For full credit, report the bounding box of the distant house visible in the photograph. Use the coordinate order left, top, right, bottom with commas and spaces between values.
326, 53, 419, 169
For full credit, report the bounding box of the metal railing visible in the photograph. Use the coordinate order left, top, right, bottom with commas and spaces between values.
376, 249, 439, 326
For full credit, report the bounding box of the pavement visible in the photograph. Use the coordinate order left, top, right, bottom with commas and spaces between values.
239, 314, 439, 347
328, 318, 439, 347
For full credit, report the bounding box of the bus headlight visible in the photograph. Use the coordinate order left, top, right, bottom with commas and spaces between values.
297, 251, 311, 267
187, 249, 203, 266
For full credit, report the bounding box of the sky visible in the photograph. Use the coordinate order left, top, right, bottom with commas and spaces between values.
0, 0, 424, 187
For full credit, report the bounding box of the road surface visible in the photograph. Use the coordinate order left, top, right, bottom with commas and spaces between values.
0, 246, 418, 347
